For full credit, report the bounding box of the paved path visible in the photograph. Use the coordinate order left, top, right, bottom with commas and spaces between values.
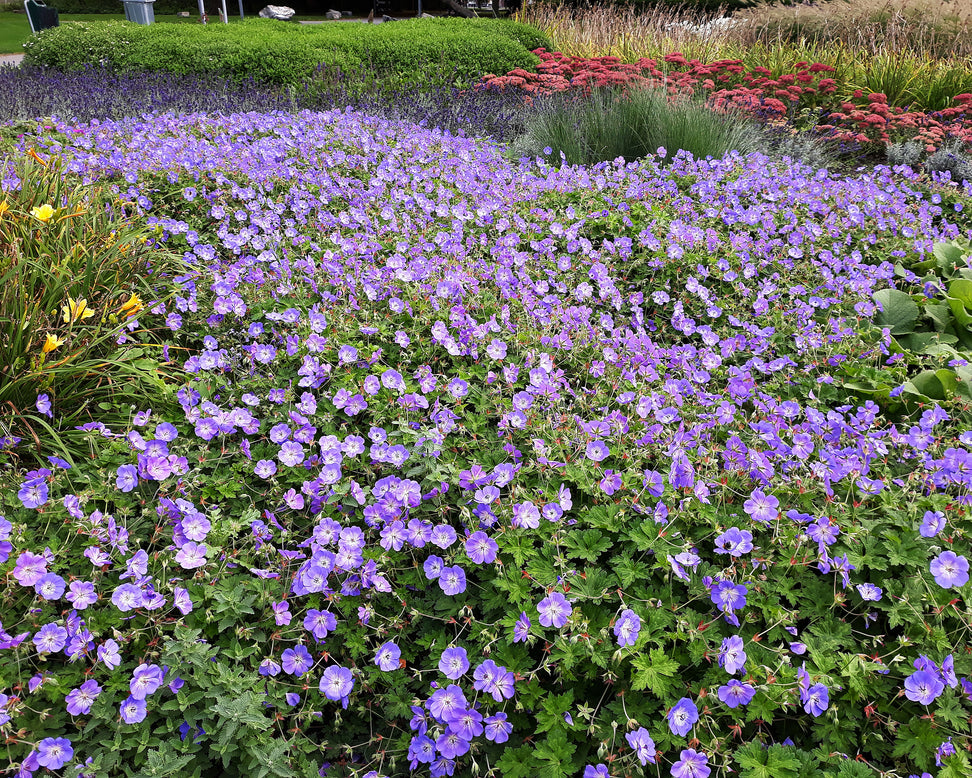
0, 53, 25, 66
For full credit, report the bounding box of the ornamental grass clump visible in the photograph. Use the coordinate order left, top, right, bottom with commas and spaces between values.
0, 151, 184, 465
510, 84, 769, 166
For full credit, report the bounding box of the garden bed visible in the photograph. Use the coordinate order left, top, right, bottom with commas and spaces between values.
1, 8, 972, 778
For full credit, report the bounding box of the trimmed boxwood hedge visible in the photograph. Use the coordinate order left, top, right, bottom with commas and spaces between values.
22, 17, 549, 88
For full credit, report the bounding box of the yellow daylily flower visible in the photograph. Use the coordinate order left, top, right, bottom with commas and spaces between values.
30, 204, 55, 222
27, 148, 48, 166
0, 199, 9, 220
42, 333, 65, 353
62, 297, 95, 324
118, 293, 145, 318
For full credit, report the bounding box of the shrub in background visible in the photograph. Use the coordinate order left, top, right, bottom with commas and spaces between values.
22, 18, 546, 89
0, 151, 183, 465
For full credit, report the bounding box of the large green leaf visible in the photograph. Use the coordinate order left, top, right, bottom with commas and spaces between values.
949, 277, 972, 308
873, 288, 919, 334
904, 370, 949, 401
947, 295, 972, 327
933, 239, 965, 268
923, 302, 951, 332
896, 332, 938, 353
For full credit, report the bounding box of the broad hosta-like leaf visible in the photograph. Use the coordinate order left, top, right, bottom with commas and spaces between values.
873, 288, 919, 334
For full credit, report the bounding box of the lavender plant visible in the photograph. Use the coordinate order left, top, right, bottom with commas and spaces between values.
0, 66, 528, 143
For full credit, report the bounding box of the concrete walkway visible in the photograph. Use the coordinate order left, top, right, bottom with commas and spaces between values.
0, 53, 25, 66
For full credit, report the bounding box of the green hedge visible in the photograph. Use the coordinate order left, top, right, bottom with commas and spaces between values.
22, 17, 549, 87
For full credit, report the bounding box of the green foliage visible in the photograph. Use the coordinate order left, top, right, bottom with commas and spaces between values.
0, 151, 184, 465
867, 237, 972, 404
735, 742, 803, 778
22, 18, 544, 89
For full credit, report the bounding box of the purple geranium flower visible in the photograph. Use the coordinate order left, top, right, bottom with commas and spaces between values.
115, 464, 138, 493
423, 555, 444, 580
408, 734, 436, 765
66, 580, 97, 610
173, 587, 193, 615
438, 566, 467, 596
120, 696, 147, 724
599, 470, 623, 495
271, 600, 291, 626
319, 665, 354, 708
281, 645, 313, 677
667, 698, 699, 737
465, 531, 498, 564
428, 684, 467, 722
13, 551, 47, 587
904, 669, 945, 704
374, 641, 401, 672
743, 488, 779, 524
929, 551, 969, 589
483, 711, 512, 743
613, 609, 641, 647
65, 680, 101, 715
513, 612, 531, 643
33, 623, 68, 654
98, 639, 121, 670
112, 583, 143, 612
18, 478, 48, 509
35, 394, 53, 419
35, 573, 66, 601
936, 737, 955, 767
714, 528, 753, 557
711, 579, 748, 618
919, 511, 946, 538
175, 542, 207, 570
671, 748, 710, 778
537, 591, 572, 628
277, 441, 305, 467
718, 680, 755, 708
438, 647, 469, 680
625, 726, 656, 765
585, 440, 610, 463
303, 609, 337, 641
35, 737, 73, 771
803, 683, 829, 716
130, 663, 164, 700
718, 635, 747, 675
254, 459, 277, 479
446, 707, 483, 741
474, 659, 515, 701
435, 730, 470, 760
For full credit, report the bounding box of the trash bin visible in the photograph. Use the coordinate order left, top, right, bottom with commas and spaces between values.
121, 0, 155, 24
25, 0, 59, 33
